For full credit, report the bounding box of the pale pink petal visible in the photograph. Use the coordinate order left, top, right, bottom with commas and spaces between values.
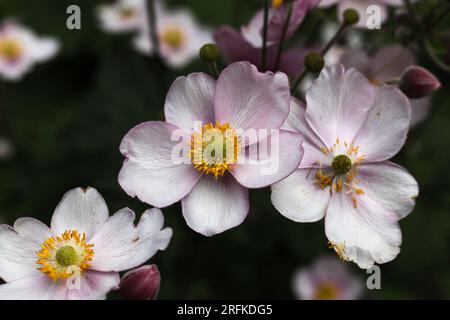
267, 0, 319, 44
306, 64, 375, 150
181, 174, 249, 236
213, 26, 259, 64
66, 270, 120, 300
271, 169, 331, 222
318, 0, 339, 7
339, 49, 371, 76
164, 73, 216, 133
410, 97, 430, 128
119, 121, 202, 208
279, 46, 310, 78
380, 0, 403, 6
30, 37, 59, 62
0, 275, 67, 300
13, 217, 52, 244
231, 129, 303, 188
292, 256, 363, 300
357, 161, 419, 220
90, 208, 172, 272
241, 9, 265, 48
325, 191, 403, 269
371, 45, 415, 81
353, 85, 411, 162
337, 0, 388, 29
215, 61, 290, 138
0, 225, 41, 281
50, 187, 109, 237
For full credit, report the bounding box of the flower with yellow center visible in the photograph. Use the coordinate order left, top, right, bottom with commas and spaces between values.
0, 38, 23, 61
160, 26, 185, 50
37, 230, 94, 280
119, 7, 136, 19
190, 121, 240, 178
271, 65, 418, 269
314, 282, 341, 300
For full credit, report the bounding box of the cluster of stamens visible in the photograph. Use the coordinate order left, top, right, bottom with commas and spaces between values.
160, 26, 185, 50
316, 138, 365, 208
190, 121, 240, 178
0, 38, 22, 61
36, 230, 94, 280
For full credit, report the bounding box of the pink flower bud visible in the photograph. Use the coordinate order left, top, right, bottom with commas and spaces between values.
400, 66, 441, 99
119, 265, 161, 300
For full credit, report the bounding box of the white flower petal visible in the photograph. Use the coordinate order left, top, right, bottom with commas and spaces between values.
90, 208, 172, 272
357, 161, 419, 220
0, 275, 67, 300
182, 174, 249, 236
215, 61, 290, 141
325, 191, 403, 269
164, 73, 216, 133
306, 64, 375, 150
0, 224, 41, 282
231, 129, 303, 188
13, 217, 52, 244
50, 187, 109, 238
271, 169, 330, 222
119, 121, 202, 208
354, 85, 411, 162
66, 270, 120, 300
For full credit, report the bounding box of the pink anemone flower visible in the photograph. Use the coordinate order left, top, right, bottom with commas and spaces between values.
214, 0, 319, 77
0, 187, 172, 300
119, 61, 304, 236
271, 64, 419, 269
293, 255, 363, 300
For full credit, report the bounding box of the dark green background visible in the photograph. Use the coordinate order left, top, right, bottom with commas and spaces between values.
0, 0, 448, 299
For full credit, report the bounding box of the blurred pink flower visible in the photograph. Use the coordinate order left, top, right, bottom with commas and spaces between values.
214, 0, 319, 77
0, 187, 172, 300
293, 255, 363, 300
319, 0, 403, 28
271, 64, 418, 269
340, 45, 432, 127
133, 1, 212, 68
119, 62, 304, 236
97, 0, 147, 33
0, 20, 59, 81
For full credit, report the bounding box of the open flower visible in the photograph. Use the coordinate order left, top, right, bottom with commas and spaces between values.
119, 61, 304, 236
133, 1, 212, 68
97, 0, 147, 33
0, 20, 59, 81
293, 255, 363, 300
319, 0, 403, 28
0, 187, 172, 300
340, 45, 431, 127
214, 0, 319, 77
271, 64, 418, 269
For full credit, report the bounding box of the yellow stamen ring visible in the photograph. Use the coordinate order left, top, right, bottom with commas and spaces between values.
36, 230, 94, 280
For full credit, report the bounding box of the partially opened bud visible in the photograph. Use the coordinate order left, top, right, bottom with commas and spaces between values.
119, 264, 161, 300
400, 66, 441, 99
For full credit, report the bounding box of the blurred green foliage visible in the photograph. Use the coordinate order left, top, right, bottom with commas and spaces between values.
0, 0, 449, 299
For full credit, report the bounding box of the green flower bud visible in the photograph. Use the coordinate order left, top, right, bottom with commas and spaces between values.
304, 52, 325, 73
343, 9, 360, 26
199, 43, 221, 62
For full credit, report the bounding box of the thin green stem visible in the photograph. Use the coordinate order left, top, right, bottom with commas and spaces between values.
147, 0, 160, 55
425, 2, 450, 32
208, 61, 220, 78
320, 23, 347, 56
290, 68, 308, 95
262, 0, 269, 71
274, 2, 293, 71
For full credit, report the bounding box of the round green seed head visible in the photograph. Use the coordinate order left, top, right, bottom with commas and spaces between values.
304, 52, 325, 73
199, 43, 221, 62
56, 246, 78, 267
331, 154, 352, 175
343, 9, 360, 25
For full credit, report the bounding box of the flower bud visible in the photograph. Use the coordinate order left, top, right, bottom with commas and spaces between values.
343, 9, 359, 26
399, 66, 441, 99
119, 264, 161, 300
304, 51, 325, 73
199, 43, 221, 62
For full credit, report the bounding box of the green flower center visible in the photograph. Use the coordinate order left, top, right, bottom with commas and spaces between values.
55, 245, 79, 267
331, 154, 352, 175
